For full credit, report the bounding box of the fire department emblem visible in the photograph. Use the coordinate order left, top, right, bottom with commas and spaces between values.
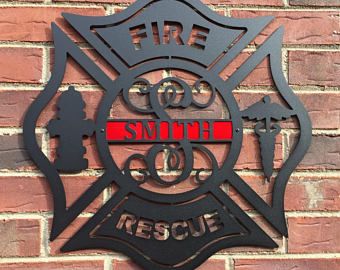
23, 0, 312, 269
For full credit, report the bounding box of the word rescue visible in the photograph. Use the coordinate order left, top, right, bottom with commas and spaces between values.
106, 120, 233, 143
116, 211, 223, 241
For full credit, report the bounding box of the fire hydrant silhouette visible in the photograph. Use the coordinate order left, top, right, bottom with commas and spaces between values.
47, 86, 95, 173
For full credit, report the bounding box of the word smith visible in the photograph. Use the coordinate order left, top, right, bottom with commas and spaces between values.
106, 119, 233, 143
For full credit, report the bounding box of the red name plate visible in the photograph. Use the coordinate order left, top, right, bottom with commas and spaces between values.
106, 120, 233, 143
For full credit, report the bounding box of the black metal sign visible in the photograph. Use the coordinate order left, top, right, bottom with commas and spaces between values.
23, 0, 312, 269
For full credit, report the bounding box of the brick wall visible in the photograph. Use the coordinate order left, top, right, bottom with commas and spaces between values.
0, 0, 339, 270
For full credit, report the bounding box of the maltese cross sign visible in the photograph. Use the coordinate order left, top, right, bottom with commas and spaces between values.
23, 0, 312, 269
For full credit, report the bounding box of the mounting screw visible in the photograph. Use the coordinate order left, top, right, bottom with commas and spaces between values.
235, 128, 240, 132
100, 128, 105, 133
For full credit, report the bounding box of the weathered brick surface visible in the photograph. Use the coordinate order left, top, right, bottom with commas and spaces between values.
236, 133, 283, 170
0, 134, 42, 170
0, 261, 104, 270
291, 135, 340, 170
289, 51, 340, 87
65, 0, 283, 4
0, 48, 42, 83
290, 0, 340, 6
228, 175, 273, 210
288, 217, 340, 253
0, 90, 38, 127
48, 217, 89, 255
0, 176, 102, 213
229, 175, 340, 212
231, 10, 340, 45
0, 219, 40, 257
48, 217, 112, 255
234, 258, 340, 270
49, 49, 118, 85
221, 215, 283, 253
220, 53, 273, 86
0, 7, 105, 42
285, 176, 340, 211
0, 90, 103, 127
204, 0, 283, 5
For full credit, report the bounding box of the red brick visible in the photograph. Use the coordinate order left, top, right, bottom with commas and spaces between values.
0, 219, 40, 257
140, 174, 204, 195
0, 176, 102, 213
228, 175, 273, 211
196, 260, 225, 270
50, 137, 164, 170
82, 0, 283, 5
41, 90, 103, 127
6, 0, 43, 2
220, 53, 273, 86
235, 258, 340, 270
48, 216, 115, 255
49, 217, 88, 255
234, 92, 340, 130
297, 93, 340, 129
292, 135, 340, 170
0, 134, 42, 170
0, 261, 104, 270
0, 7, 105, 42
112, 259, 225, 270
236, 133, 283, 170
172, 54, 273, 87
0, 48, 42, 83
229, 175, 340, 212
285, 176, 340, 211
112, 260, 139, 270
288, 217, 340, 253
0, 89, 103, 128
204, 0, 283, 5
221, 215, 283, 253
289, 51, 340, 87
290, 0, 340, 6
111, 91, 225, 120
184, 133, 282, 170
0, 90, 38, 127
231, 10, 340, 45
49, 49, 118, 85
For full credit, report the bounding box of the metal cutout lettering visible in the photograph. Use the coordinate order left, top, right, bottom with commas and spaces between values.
23, 0, 312, 269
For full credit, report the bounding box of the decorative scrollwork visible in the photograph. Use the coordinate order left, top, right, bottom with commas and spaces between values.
123, 140, 219, 187
123, 77, 216, 119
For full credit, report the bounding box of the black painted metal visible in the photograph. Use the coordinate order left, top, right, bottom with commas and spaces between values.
23, 0, 312, 269
242, 96, 293, 181
47, 86, 95, 173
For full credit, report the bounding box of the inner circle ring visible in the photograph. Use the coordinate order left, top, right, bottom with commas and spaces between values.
96, 59, 243, 204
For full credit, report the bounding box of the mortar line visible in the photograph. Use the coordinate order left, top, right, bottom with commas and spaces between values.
0, 253, 338, 264
42, 46, 50, 83
0, 41, 339, 52
40, 215, 49, 257
228, 257, 234, 270
0, 167, 338, 178
282, 0, 289, 7
104, 256, 113, 270
282, 48, 289, 80
0, 82, 338, 93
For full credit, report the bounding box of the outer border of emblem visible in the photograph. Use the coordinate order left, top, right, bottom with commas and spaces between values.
23, 1, 312, 269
